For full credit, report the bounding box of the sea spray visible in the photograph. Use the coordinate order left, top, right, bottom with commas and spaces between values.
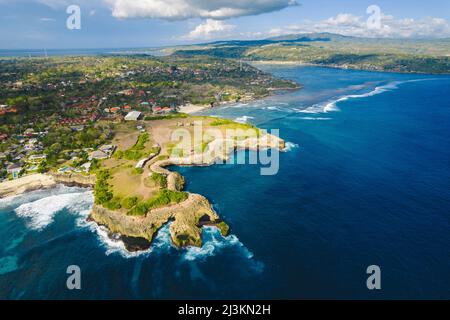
0, 184, 89, 211
234, 115, 255, 123
296, 79, 434, 114
299, 117, 332, 121
184, 227, 254, 260
14, 190, 93, 231
78, 217, 174, 258
285, 142, 300, 152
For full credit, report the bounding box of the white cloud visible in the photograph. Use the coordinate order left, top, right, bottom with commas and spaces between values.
103, 0, 298, 20
270, 13, 450, 39
182, 19, 235, 40
39, 17, 56, 22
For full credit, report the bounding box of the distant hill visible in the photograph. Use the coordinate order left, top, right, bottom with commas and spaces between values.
172, 33, 450, 74
267, 32, 351, 42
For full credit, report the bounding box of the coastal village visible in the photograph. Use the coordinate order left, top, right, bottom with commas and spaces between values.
0, 98, 172, 182
0, 56, 297, 182
0, 55, 294, 250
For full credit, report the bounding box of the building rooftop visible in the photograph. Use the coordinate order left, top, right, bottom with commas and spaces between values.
124, 111, 142, 121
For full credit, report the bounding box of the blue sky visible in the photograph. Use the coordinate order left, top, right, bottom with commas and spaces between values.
1, 0, 450, 49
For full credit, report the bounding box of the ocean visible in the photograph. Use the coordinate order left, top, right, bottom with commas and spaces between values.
1, 65, 449, 299
0, 48, 166, 58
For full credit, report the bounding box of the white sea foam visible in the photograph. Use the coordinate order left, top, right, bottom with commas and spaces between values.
14, 190, 93, 231
285, 142, 300, 152
300, 117, 332, 121
183, 226, 254, 261
6, 187, 258, 262
265, 106, 282, 111
296, 79, 430, 114
94, 224, 152, 258
221, 102, 249, 110
0, 184, 88, 211
78, 216, 173, 258
234, 115, 254, 123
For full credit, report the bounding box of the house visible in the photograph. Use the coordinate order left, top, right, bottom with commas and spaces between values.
89, 144, 116, 160
24, 128, 35, 137
27, 165, 39, 172
28, 154, 47, 164
124, 111, 142, 121
58, 166, 75, 174
72, 125, 85, 132
89, 150, 109, 160
98, 144, 116, 156
7, 163, 22, 179
80, 162, 91, 173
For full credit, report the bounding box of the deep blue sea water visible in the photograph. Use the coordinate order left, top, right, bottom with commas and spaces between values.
1, 66, 449, 299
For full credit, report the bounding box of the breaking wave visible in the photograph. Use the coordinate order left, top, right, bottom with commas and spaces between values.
5, 187, 260, 264
285, 142, 300, 151
220, 102, 249, 110
296, 79, 431, 114
264, 106, 283, 111
300, 117, 332, 121
184, 226, 254, 261
0, 185, 88, 211
235, 115, 254, 123
77, 216, 174, 258
14, 189, 93, 231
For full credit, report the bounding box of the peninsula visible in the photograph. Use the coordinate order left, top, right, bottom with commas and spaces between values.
0, 115, 285, 251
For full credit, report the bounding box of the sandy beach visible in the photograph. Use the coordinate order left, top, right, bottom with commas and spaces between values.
178, 104, 210, 114
0, 174, 57, 198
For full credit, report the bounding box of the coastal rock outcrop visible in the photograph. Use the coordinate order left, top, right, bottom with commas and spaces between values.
50, 172, 96, 187
90, 193, 228, 249
90, 132, 283, 250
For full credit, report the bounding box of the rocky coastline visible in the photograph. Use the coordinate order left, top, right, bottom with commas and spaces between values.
1, 131, 285, 252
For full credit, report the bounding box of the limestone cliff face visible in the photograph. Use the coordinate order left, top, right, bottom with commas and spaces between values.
50, 172, 96, 187
90, 193, 227, 248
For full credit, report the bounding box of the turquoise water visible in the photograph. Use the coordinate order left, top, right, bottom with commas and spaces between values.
1, 66, 449, 299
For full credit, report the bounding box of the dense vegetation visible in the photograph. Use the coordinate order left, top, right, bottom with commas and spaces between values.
94, 167, 187, 215
127, 190, 188, 216
0, 54, 297, 128
115, 132, 151, 161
